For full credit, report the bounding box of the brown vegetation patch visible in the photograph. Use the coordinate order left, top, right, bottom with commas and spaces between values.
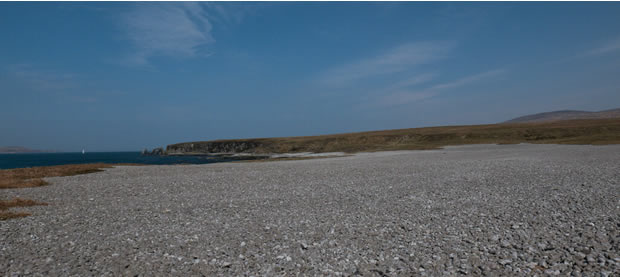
0, 163, 141, 219
0, 163, 114, 189
0, 211, 31, 220
0, 197, 47, 220
0, 197, 48, 210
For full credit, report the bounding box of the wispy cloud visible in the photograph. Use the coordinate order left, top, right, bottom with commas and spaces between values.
429, 69, 504, 90
378, 91, 439, 107
2, 64, 121, 104
384, 73, 437, 92
583, 38, 620, 57
319, 41, 453, 86
5, 64, 78, 91
203, 2, 253, 27
121, 3, 219, 65
378, 69, 504, 107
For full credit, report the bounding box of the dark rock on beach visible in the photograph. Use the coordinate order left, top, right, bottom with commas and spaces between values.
141, 147, 166, 156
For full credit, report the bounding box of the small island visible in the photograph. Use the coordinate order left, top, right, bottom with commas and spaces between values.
0, 146, 54, 154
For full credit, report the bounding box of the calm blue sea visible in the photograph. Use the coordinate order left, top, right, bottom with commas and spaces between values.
0, 152, 247, 169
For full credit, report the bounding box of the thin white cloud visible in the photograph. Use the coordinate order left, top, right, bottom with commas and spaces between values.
379, 91, 439, 107
384, 73, 437, 92
584, 38, 620, 56
378, 69, 504, 107
319, 41, 453, 86
430, 69, 504, 90
122, 3, 216, 65
6, 64, 77, 91
203, 2, 251, 26
2, 64, 124, 104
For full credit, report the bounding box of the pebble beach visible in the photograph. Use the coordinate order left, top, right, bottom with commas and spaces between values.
2, 144, 619, 276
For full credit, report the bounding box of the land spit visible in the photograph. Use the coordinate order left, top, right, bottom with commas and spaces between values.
1, 144, 619, 275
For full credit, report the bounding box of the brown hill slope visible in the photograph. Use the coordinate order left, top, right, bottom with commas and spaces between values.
505, 108, 620, 123
166, 118, 620, 154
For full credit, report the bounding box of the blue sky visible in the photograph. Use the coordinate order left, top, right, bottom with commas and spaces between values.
1, 2, 620, 152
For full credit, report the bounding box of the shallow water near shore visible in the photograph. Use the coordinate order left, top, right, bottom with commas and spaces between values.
0, 152, 246, 169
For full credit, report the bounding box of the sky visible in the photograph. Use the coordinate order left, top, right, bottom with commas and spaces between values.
1, 2, 620, 152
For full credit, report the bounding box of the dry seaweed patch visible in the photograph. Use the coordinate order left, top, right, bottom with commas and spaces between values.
0, 163, 115, 189
0, 197, 48, 210
0, 197, 47, 220
0, 211, 31, 220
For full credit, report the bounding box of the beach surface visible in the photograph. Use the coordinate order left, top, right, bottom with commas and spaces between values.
2, 144, 619, 275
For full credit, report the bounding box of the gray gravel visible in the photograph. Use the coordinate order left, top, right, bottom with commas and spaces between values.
2, 144, 619, 276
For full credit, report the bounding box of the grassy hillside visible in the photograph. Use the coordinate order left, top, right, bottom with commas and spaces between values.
167, 118, 620, 154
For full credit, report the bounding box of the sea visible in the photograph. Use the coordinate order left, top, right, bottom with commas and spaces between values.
0, 152, 251, 170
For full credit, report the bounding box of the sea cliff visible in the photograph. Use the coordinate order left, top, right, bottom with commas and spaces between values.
165, 140, 265, 155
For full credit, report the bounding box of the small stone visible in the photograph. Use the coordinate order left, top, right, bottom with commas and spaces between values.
544, 269, 560, 275
499, 259, 512, 266
501, 241, 511, 248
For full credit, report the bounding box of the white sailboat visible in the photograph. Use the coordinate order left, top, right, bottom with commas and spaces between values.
82, 148, 85, 155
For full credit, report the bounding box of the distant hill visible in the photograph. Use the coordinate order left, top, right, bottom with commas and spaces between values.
0, 146, 53, 154
505, 108, 620, 123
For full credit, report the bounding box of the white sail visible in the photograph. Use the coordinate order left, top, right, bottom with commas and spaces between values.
82, 149, 85, 154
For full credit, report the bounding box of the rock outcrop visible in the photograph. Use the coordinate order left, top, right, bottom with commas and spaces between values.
141, 147, 166, 156
166, 141, 263, 155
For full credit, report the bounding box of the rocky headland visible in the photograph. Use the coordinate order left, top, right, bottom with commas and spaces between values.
151, 118, 620, 156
